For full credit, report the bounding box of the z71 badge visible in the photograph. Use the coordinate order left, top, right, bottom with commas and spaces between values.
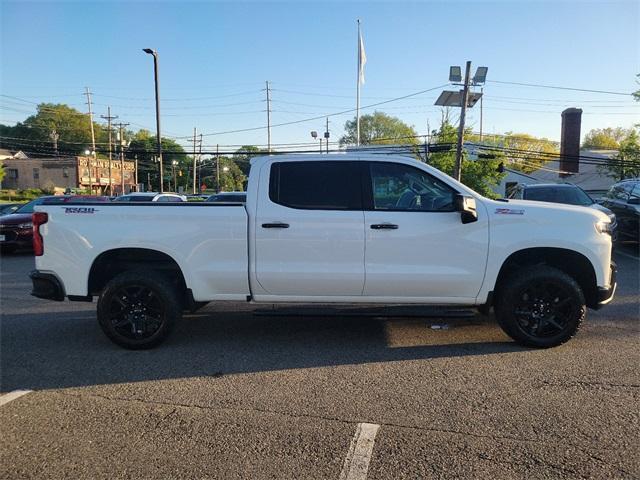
495, 208, 524, 215
64, 207, 98, 214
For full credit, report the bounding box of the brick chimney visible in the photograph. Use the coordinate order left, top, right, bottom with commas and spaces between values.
559, 108, 582, 177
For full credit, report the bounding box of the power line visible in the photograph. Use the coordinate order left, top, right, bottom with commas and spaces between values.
488, 80, 633, 97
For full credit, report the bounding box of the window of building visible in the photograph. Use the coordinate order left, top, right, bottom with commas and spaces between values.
63, 167, 69, 178
7, 169, 18, 179
33, 168, 40, 179
269, 161, 362, 210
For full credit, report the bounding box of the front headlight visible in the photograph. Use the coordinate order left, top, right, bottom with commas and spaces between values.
16, 222, 33, 229
595, 220, 612, 235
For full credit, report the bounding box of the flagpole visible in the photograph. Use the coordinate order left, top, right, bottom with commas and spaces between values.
356, 19, 361, 146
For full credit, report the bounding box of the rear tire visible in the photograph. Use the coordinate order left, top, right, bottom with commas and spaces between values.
97, 270, 182, 349
495, 265, 585, 348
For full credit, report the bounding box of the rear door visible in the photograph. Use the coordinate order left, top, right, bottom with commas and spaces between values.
254, 160, 365, 297
362, 161, 488, 300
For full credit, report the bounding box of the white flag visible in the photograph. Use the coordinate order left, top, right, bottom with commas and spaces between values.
358, 30, 367, 85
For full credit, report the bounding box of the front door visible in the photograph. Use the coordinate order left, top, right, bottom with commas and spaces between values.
363, 161, 489, 300
254, 160, 365, 297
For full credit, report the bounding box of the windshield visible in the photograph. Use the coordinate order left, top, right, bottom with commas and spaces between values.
15, 198, 45, 214
524, 186, 594, 206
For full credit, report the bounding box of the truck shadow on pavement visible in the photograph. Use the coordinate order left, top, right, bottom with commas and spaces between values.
0, 306, 523, 392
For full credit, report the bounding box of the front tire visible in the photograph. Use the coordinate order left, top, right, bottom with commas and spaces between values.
97, 270, 182, 349
495, 265, 585, 348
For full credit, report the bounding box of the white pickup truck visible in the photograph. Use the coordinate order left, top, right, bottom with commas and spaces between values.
30, 154, 616, 349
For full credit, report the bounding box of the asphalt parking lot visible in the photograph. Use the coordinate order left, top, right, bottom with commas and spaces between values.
1, 247, 638, 479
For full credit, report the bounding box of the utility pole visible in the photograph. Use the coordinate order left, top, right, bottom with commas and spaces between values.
100, 107, 118, 195
134, 155, 138, 190
192, 127, 197, 194
84, 87, 97, 193
324, 117, 330, 154
216, 144, 220, 193
479, 86, 484, 142
454, 61, 472, 182
114, 122, 130, 194
198, 133, 203, 192
49, 129, 59, 156
265, 81, 272, 152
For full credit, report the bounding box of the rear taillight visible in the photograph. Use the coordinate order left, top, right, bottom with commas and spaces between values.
32, 212, 48, 256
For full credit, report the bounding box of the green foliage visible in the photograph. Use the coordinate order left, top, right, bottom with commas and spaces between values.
0, 188, 46, 201
598, 128, 640, 180
200, 156, 246, 192
0, 164, 4, 184
0, 103, 107, 155
582, 127, 631, 150
426, 120, 505, 198
129, 131, 188, 191
340, 111, 419, 145
481, 132, 558, 173
232, 145, 264, 176
633, 74, 640, 102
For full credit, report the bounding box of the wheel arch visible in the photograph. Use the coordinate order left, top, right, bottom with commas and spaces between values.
88, 247, 189, 298
494, 247, 598, 309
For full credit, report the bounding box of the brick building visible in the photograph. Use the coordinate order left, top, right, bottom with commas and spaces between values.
1, 152, 136, 194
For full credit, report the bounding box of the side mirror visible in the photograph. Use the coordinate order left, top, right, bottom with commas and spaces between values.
455, 194, 478, 224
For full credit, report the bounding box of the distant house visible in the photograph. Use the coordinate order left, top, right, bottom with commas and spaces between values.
526, 149, 618, 199
0, 149, 29, 161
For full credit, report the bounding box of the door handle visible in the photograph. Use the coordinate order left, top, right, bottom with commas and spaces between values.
370, 223, 398, 230
262, 222, 290, 229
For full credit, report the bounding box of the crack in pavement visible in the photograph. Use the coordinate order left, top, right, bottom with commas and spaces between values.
56, 390, 630, 456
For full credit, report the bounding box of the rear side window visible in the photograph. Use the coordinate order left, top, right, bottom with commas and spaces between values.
269, 161, 362, 210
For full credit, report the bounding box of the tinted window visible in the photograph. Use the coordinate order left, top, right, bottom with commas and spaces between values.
128, 196, 153, 202
606, 185, 630, 201
269, 161, 362, 210
525, 186, 592, 206
630, 183, 640, 201
369, 162, 456, 212
16, 197, 46, 214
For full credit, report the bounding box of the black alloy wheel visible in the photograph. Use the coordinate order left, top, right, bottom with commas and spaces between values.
496, 265, 585, 348
97, 271, 181, 349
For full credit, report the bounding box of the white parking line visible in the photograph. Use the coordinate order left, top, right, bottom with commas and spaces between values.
339, 422, 380, 480
0, 390, 32, 407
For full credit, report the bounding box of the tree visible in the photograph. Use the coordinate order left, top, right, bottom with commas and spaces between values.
128, 130, 188, 191
582, 127, 631, 150
599, 128, 640, 180
0, 103, 106, 156
232, 145, 265, 175
340, 111, 418, 145
427, 120, 505, 198
633, 74, 640, 102
481, 132, 558, 173
200, 156, 246, 192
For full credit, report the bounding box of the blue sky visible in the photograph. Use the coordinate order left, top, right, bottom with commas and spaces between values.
1, 0, 638, 152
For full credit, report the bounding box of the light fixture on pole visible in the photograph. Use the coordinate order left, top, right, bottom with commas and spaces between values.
311, 130, 322, 153
143, 48, 164, 193
434, 62, 488, 181
171, 160, 178, 192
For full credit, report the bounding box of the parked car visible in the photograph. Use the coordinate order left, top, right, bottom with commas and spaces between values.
599, 178, 640, 243
0, 203, 23, 216
0, 195, 109, 253
113, 192, 187, 202
31, 154, 616, 350
508, 183, 618, 239
206, 192, 246, 203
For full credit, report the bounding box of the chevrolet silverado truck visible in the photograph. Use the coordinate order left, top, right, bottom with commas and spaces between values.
30, 154, 616, 349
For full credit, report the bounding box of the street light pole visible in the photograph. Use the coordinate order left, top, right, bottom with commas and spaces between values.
143, 48, 163, 192
172, 160, 178, 192
454, 61, 472, 182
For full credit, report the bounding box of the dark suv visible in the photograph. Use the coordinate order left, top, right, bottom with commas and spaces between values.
508, 183, 618, 237
599, 179, 640, 243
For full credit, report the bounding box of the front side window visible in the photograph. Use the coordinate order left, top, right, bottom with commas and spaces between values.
269, 161, 362, 210
369, 162, 456, 212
